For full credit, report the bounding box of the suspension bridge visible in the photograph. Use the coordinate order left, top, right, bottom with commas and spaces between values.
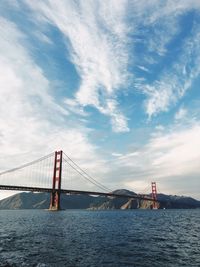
0, 150, 158, 210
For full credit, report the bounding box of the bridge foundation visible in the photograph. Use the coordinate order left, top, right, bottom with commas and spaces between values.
49, 150, 62, 211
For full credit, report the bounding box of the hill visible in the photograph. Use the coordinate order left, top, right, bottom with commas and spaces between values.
0, 192, 107, 210
0, 190, 199, 209
157, 193, 200, 209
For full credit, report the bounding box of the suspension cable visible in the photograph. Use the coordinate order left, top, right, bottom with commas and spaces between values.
63, 152, 112, 192
0, 152, 55, 176
62, 157, 112, 192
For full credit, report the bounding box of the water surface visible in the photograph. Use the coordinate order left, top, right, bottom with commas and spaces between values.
0, 209, 200, 266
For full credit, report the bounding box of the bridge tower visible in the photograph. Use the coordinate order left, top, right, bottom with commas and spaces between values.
151, 181, 158, 209
49, 150, 63, 211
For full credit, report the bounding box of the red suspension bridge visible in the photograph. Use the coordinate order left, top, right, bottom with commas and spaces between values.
0, 150, 158, 210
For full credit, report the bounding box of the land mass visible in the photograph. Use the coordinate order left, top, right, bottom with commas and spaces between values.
0, 189, 200, 209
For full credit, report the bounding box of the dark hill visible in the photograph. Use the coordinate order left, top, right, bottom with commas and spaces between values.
112, 189, 137, 196
157, 194, 200, 209
0, 192, 107, 210
0, 192, 50, 209
0, 189, 199, 209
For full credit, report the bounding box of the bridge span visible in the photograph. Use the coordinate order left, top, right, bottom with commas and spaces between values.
0, 150, 158, 210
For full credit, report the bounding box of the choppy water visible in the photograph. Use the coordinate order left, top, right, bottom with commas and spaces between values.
0, 209, 200, 267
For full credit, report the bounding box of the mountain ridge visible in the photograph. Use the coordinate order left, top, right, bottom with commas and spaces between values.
0, 189, 200, 210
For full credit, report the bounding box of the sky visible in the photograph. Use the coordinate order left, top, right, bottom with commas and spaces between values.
0, 0, 200, 200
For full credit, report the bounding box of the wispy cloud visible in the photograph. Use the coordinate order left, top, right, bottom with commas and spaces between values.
25, 0, 130, 132
23, 0, 200, 125
137, 65, 150, 72
141, 25, 200, 117
107, 120, 200, 198
127, 1, 200, 118
175, 107, 188, 120
0, 1, 200, 200
0, 17, 108, 192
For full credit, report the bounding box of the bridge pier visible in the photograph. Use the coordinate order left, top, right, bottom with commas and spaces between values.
49, 190, 61, 211
49, 151, 62, 211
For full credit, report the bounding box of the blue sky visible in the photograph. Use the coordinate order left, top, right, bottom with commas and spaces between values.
0, 0, 200, 200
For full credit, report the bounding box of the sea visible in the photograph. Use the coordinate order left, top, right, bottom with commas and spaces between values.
0, 209, 200, 267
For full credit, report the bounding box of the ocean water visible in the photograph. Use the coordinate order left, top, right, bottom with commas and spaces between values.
0, 209, 200, 267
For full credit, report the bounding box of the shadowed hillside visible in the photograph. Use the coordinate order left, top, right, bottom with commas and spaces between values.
0, 190, 199, 210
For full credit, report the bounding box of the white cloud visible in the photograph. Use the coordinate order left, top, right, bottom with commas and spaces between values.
64, 98, 88, 117
149, 125, 200, 173
155, 125, 165, 131
137, 65, 150, 72
128, 0, 194, 58
111, 153, 123, 157
175, 107, 187, 120
24, 0, 200, 124
143, 82, 175, 117
1, 1, 200, 200
131, 0, 200, 25
25, 0, 130, 132
34, 31, 53, 45
127, 1, 200, 118
108, 122, 200, 198
98, 99, 130, 133
0, 17, 109, 194
142, 25, 200, 117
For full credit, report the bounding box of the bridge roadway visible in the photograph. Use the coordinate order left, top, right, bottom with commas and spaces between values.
0, 185, 157, 202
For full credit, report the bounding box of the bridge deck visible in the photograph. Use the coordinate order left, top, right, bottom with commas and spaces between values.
0, 185, 156, 202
